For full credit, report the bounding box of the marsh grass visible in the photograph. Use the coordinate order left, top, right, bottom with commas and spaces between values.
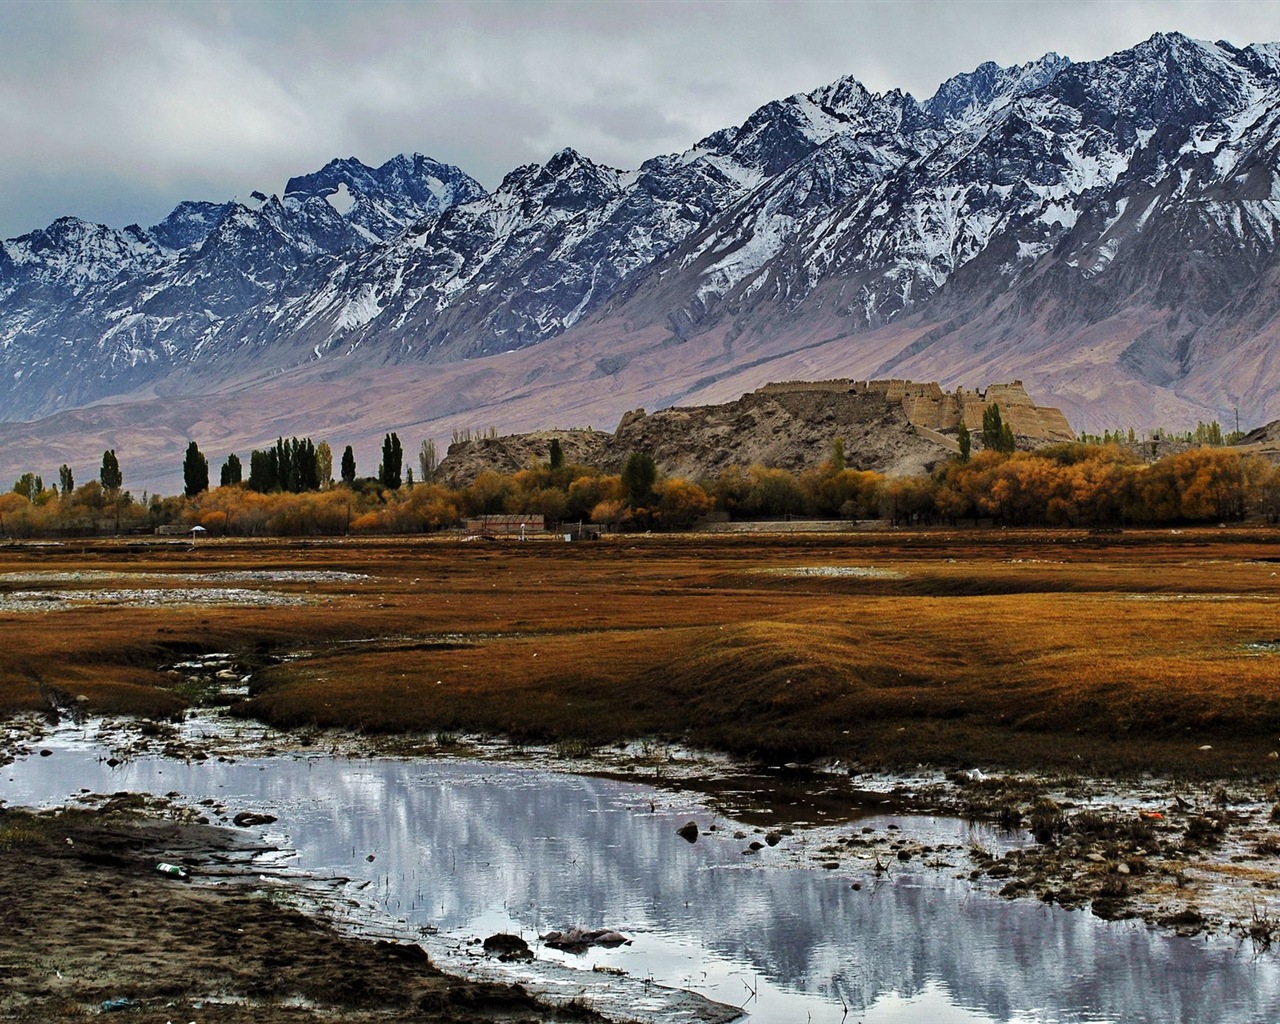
4, 530, 1280, 775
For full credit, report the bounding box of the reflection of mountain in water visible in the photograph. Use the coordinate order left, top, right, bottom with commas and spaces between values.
10, 751, 1280, 1023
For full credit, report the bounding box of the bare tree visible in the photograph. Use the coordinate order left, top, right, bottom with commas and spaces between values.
419, 438, 438, 481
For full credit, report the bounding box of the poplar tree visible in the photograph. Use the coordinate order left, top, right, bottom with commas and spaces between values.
316, 442, 333, 487
99, 450, 122, 492
58, 464, 74, 495
419, 439, 437, 480
183, 441, 209, 497
981, 405, 1015, 454
341, 445, 356, 485
379, 433, 403, 489
621, 452, 657, 508
220, 453, 242, 487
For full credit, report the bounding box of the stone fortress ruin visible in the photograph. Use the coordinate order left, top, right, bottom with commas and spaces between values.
755, 379, 1076, 443
436, 378, 1076, 487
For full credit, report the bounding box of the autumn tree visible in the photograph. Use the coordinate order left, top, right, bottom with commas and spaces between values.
566, 473, 618, 519
1258, 462, 1280, 523
0, 491, 34, 536
811, 469, 882, 519
742, 466, 805, 517
654, 478, 712, 529
461, 470, 512, 516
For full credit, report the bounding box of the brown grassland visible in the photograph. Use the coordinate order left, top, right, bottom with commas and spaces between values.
4, 527, 1280, 778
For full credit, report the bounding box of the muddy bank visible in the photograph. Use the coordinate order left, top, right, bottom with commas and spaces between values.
0, 801, 604, 1023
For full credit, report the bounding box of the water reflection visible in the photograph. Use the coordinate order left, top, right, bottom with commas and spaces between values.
6, 743, 1280, 1023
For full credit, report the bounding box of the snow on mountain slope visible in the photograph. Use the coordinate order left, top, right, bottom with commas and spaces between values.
5, 31, 1280, 445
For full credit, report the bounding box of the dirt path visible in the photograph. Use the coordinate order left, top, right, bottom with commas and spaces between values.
0, 804, 604, 1023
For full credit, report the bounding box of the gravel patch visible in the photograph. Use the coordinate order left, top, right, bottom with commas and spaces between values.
0, 588, 312, 612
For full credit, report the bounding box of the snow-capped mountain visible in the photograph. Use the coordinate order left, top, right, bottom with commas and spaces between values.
0, 153, 485, 409
5, 31, 1280, 487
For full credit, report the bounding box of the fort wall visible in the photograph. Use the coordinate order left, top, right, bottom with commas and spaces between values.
755, 379, 1074, 442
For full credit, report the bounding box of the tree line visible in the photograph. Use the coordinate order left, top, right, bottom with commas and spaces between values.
6, 428, 1280, 538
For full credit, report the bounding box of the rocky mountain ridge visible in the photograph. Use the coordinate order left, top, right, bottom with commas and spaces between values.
5, 33, 1280, 492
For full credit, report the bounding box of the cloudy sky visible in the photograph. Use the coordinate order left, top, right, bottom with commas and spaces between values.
4, 0, 1280, 240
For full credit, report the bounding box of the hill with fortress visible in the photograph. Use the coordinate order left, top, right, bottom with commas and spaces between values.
436, 379, 1074, 485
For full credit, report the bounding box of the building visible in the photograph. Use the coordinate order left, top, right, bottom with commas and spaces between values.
463, 514, 546, 538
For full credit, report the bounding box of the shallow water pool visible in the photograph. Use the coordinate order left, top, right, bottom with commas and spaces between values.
5, 733, 1280, 1023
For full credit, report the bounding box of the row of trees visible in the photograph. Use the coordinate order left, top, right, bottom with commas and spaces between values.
177, 433, 410, 497
13, 449, 123, 502
1076, 421, 1243, 447
9, 436, 1280, 537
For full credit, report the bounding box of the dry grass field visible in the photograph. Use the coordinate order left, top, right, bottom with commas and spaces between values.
4, 528, 1280, 776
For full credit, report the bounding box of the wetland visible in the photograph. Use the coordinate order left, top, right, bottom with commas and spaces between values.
5, 529, 1280, 1022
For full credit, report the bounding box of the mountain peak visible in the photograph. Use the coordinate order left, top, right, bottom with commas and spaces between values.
806, 74, 873, 115
924, 52, 1071, 128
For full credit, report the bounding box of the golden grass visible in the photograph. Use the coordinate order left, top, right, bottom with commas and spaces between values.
3, 529, 1280, 774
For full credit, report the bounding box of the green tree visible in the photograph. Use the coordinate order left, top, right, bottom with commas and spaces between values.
244, 437, 320, 493
183, 441, 209, 497
13, 472, 42, 501
248, 449, 275, 492
341, 445, 356, 485
620, 451, 657, 508
58, 464, 74, 495
220, 453, 242, 487
981, 405, 1015, 454
957, 423, 971, 462
549, 438, 564, 471
99, 450, 122, 492
379, 433, 403, 490
831, 437, 845, 472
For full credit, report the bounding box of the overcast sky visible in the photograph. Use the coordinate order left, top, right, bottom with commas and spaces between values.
4, 0, 1280, 240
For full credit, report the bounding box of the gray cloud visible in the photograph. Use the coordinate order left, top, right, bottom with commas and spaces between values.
3, 0, 1280, 239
